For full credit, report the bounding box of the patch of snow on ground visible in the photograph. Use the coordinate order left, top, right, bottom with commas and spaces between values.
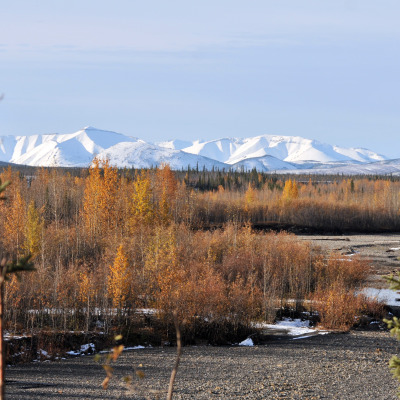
136, 308, 157, 315
390, 248, 400, 251
66, 350, 80, 356
38, 349, 49, 358
99, 345, 148, 354
292, 335, 315, 340
239, 338, 254, 346
80, 343, 95, 353
362, 288, 400, 307
274, 318, 316, 335
4, 332, 27, 341
67, 343, 95, 356
124, 345, 146, 350
256, 318, 325, 337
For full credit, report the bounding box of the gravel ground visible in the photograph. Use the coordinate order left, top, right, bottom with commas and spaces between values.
296, 234, 400, 288
6, 330, 400, 399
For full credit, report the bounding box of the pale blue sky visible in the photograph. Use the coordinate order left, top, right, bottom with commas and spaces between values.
1, 0, 399, 157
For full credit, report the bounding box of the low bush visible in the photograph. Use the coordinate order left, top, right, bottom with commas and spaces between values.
311, 283, 384, 331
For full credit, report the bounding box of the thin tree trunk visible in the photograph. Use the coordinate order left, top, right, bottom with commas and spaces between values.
166, 312, 182, 400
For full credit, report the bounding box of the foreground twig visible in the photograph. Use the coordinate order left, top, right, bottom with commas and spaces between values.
98, 310, 182, 399
96, 335, 124, 390
166, 311, 182, 400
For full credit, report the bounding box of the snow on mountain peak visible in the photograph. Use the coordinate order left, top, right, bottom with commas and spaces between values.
180, 134, 388, 165
156, 139, 192, 150
0, 127, 138, 167
0, 128, 392, 173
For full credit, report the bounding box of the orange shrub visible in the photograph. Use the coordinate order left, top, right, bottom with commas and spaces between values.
310, 282, 383, 331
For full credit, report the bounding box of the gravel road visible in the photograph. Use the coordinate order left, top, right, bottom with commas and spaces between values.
6, 330, 400, 399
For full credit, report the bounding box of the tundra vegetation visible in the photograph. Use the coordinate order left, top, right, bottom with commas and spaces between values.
0, 163, 395, 347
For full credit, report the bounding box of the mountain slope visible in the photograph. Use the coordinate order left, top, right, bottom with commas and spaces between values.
173, 135, 387, 165
282, 158, 400, 176
181, 138, 242, 163
97, 141, 227, 170
0, 127, 393, 173
0, 127, 138, 167
230, 155, 297, 172
1, 127, 228, 169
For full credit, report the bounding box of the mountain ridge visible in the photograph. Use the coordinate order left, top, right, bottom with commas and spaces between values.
0, 127, 396, 174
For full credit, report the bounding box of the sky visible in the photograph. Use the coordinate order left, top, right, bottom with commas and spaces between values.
1, 0, 399, 158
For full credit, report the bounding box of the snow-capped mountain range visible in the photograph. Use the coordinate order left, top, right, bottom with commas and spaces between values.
0, 126, 398, 175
